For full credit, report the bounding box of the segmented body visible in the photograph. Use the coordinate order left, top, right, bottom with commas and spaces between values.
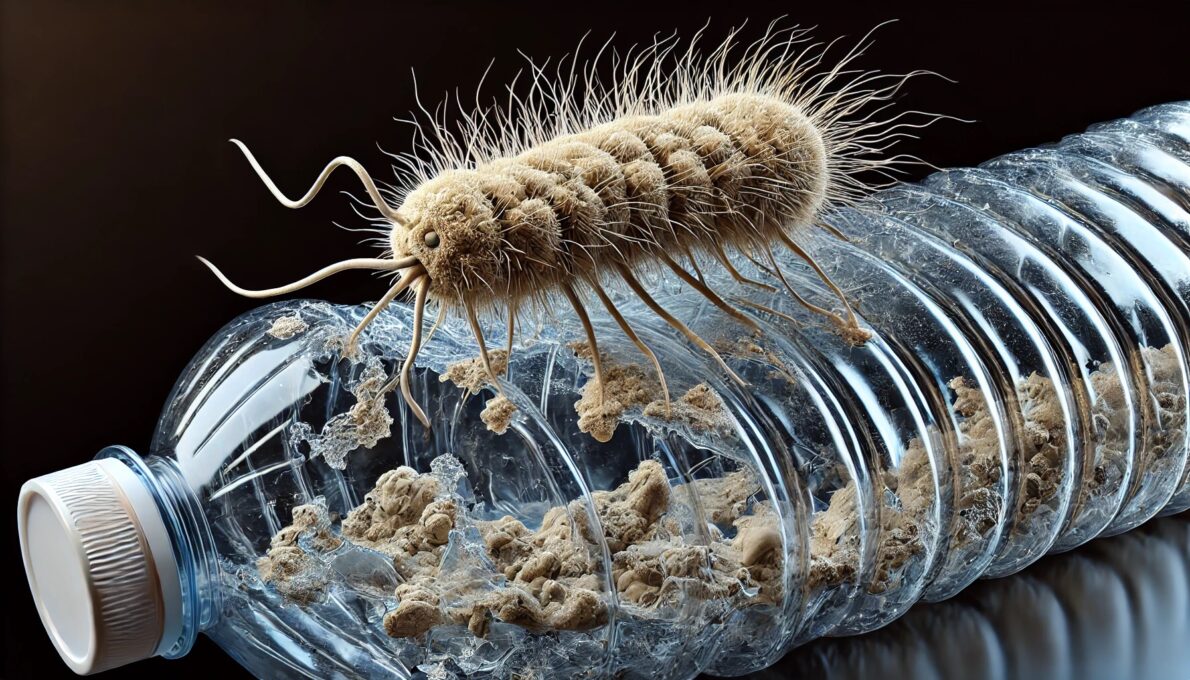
398, 92, 826, 308
202, 25, 929, 433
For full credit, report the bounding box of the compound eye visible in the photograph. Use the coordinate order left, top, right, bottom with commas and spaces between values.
423, 231, 440, 249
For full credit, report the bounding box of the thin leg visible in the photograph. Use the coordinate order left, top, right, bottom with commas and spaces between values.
740, 247, 779, 279
590, 283, 671, 416
504, 299, 517, 375
685, 250, 709, 286
617, 264, 746, 387
711, 242, 776, 292
817, 220, 852, 243
736, 297, 801, 327
398, 278, 432, 429
561, 283, 606, 407
658, 251, 761, 333
776, 231, 861, 329
464, 301, 506, 397
423, 302, 447, 347
760, 244, 846, 323
346, 268, 424, 352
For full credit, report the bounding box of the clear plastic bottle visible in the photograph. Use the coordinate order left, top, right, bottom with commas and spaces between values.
17, 102, 1190, 678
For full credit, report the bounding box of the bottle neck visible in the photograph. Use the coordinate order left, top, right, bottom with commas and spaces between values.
96, 446, 221, 659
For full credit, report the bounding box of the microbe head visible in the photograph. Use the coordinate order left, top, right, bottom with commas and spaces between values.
393, 170, 506, 304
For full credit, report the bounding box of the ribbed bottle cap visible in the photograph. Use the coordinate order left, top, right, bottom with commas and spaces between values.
17, 457, 183, 675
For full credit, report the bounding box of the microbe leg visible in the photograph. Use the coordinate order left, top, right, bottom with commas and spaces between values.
346, 267, 424, 352
561, 283, 606, 408
777, 231, 863, 330
504, 299, 517, 374
759, 244, 850, 325
398, 278, 432, 429
423, 303, 447, 347
590, 283, 672, 416
616, 264, 746, 387
735, 297, 802, 328
756, 245, 861, 335
817, 220, 852, 243
657, 251, 762, 333
684, 250, 709, 286
464, 301, 506, 397
711, 243, 777, 293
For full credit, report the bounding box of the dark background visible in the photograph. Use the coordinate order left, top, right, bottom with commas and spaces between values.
2, 1, 1188, 678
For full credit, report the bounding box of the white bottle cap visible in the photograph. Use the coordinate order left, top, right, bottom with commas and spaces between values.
17, 458, 183, 675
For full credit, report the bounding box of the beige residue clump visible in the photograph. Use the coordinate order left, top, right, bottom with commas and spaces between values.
257, 503, 342, 604
481, 395, 518, 434
673, 469, 759, 525
267, 313, 309, 340
341, 467, 446, 556
1015, 372, 1067, 518
807, 484, 860, 591
644, 383, 732, 433
574, 361, 659, 442
264, 458, 610, 638
1134, 344, 1187, 480
571, 343, 731, 442
594, 460, 782, 608
440, 350, 509, 394
1142, 345, 1190, 478
872, 438, 933, 594
441, 351, 520, 434
261, 458, 785, 640
948, 377, 1004, 547
726, 337, 799, 384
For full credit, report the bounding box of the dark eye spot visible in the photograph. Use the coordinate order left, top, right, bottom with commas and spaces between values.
424, 231, 440, 248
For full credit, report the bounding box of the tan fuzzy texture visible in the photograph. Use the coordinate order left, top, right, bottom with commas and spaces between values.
945, 377, 1005, 549
218, 29, 930, 434
574, 361, 659, 442
1141, 344, 1187, 487
480, 395, 518, 434
644, 383, 731, 433
361, 27, 924, 341
257, 503, 341, 605
394, 92, 828, 309
570, 344, 731, 441
262, 458, 787, 639
1016, 372, 1068, 517
440, 350, 509, 395
266, 313, 309, 340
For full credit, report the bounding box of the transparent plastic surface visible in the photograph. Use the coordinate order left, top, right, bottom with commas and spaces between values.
79, 102, 1190, 679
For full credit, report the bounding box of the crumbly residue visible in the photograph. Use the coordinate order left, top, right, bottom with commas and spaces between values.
440, 350, 509, 395
267, 314, 309, 340
260, 458, 784, 640
481, 395, 518, 434
574, 360, 659, 443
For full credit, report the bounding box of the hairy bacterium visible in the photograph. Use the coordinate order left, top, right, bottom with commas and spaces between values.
200, 22, 939, 430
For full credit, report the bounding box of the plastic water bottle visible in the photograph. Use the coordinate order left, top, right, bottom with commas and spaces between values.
17, 102, 1189, 678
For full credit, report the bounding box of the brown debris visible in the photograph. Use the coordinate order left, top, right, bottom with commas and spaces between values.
290, 358, 395, 469
440, 350, 509, 395
574, 360, 659, 443
257, 503, 341, 605
267, 313, 309, 340
481, 395, 518, 434
644, 383, 731, 432
262, 458, 785, 641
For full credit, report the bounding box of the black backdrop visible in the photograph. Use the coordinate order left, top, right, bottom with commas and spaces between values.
3, 1, 1188, 678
